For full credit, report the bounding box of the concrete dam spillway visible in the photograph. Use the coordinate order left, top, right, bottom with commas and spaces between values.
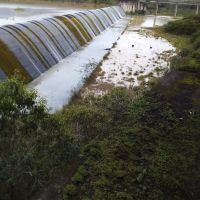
0, 6, 125, 82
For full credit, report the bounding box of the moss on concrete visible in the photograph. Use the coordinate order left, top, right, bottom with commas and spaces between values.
71, 16, 92, 42
56, 16, 87, 46
0, 39, 32, 82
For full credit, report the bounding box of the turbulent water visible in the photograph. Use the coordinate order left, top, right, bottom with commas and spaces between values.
0, 6, 125, 81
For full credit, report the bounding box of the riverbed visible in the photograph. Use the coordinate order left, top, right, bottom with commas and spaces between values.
29, 15, 175, 112
0, 3, 175, 112
80, 15, 175, 98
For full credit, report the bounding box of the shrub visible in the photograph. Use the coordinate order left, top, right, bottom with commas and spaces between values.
165, 15, 200, 35
63, 184, 76, 200
192, 36, 200, 49
0, 78, 75, 200
100, 88, 134, 121
72, 166, 88, 184
63, 104, 110, 142
191, 30, 200, 42
116, 192, 133, 200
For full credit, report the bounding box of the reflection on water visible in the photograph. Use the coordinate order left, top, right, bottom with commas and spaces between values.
81, 15, 176, 96
93, 29, 175, 89
126, 15, 173, 31
141, 15, 173, 27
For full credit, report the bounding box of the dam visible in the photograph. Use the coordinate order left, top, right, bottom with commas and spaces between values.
0, 6, 125, 82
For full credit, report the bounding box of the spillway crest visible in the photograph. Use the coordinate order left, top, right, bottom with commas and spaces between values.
0, 6, 125, 82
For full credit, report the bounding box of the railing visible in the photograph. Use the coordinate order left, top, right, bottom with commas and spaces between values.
155, 0, 200, 4
120, 0, 200, 15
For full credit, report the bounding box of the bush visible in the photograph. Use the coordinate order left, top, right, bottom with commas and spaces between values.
165, 15, 200, 35
63, 184, 76, 200
62, 81, 200, 199
63, 104, 110, 142
191, 30, 200, 42
0, 78, 76, 200
165, 15, 200, 73
192, 36, 200, 49
99, 88, 134, 121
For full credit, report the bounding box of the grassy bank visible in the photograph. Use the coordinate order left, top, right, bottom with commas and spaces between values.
62, 14, 200, 200
152, 27, 190, 50
1, 15, 200, 200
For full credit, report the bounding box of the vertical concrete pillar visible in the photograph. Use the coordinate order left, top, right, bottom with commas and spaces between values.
174, 4, 178, 18
132, 1, 134, 14
134, 2, 136, 13
142, 3, 145, 12
153, 2, 158, 27
196, 4, 199, 15
136, 1, 138, 12
155, 2, 159, 16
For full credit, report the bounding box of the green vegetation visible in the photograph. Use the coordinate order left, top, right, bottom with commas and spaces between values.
1, 14, 200, 200
164, 15, 200, 73
62, 14, 200, 200
0, 77, 77, 200
63, 82, 200, 199
165, 15, 200, 35
153, 27, 190, 49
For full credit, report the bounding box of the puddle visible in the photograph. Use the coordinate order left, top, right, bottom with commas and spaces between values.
82, 16, 176, 95
141, 15, 173, 27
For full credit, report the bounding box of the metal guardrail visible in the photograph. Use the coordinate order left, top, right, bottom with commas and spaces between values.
122, 0, 200, 4
120, 0, 200, 16
153, 0, 200, 4
157, 0, 200, 2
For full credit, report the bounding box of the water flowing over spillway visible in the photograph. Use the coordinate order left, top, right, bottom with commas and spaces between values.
0, 6, 125, 81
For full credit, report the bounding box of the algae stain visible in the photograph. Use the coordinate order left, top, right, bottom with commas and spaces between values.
56, 16, 87, 46
0, 39, 32, 82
